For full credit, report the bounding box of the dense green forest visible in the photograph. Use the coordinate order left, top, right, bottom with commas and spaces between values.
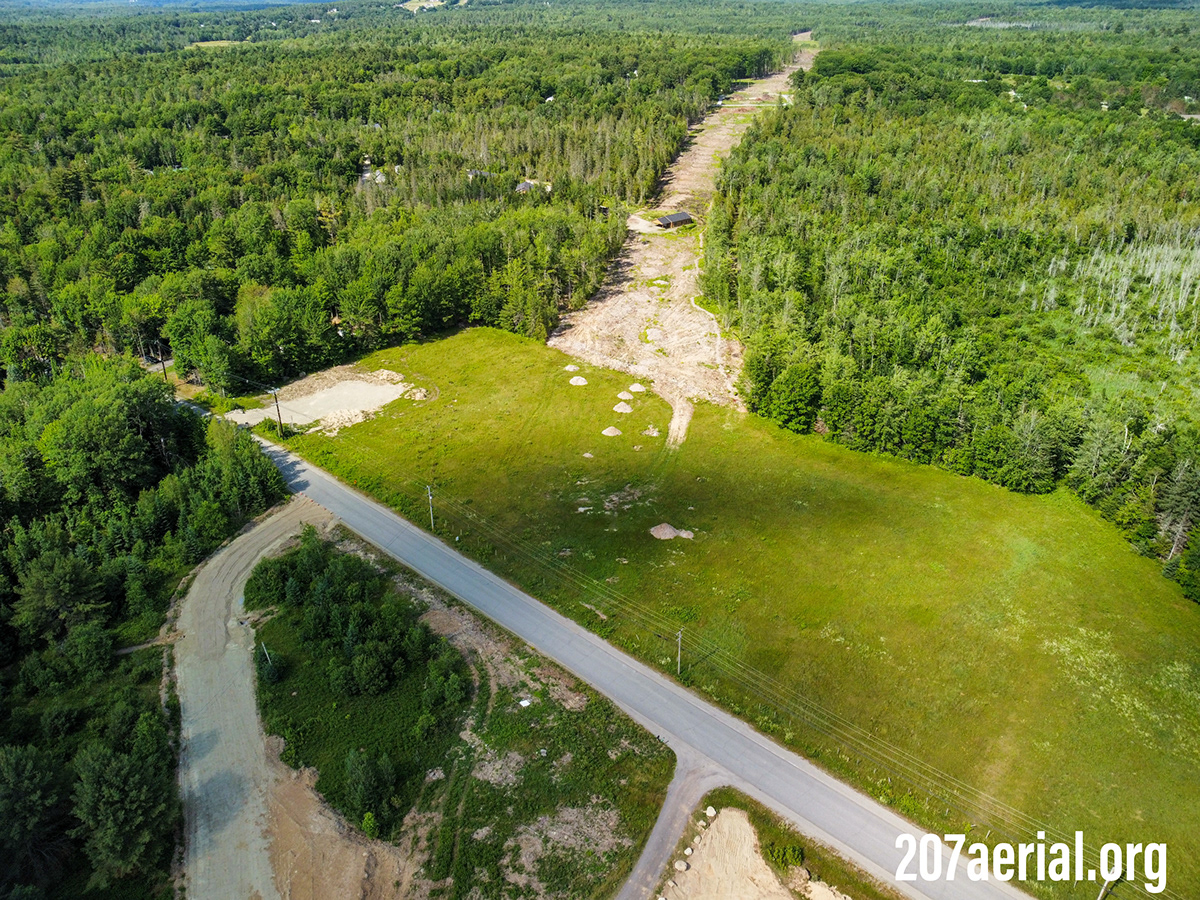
246, 527, 472, 838
703, 22, 1200, 601
0, 12, 783, 389
3, 0, 1200, 893
0, 359, 285, 897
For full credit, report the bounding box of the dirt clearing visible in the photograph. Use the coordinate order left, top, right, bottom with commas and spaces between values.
549, 37, 817, 447
660, 807, 793, 900
226, 365, 425, 434
267, 741, 416, 900
659, 807, 855, 900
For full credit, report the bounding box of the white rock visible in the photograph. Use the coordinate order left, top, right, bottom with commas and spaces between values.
583, 452, 594, 458
618, 391, 634, 400
613, 402, 633, 413
602, 427, 622, 437
706, 806, 717, 818
674, 860, 689, 872
565, 364, 580, 371
630, 383, 646, 392
570, 376, 587, 386
684, 847, 693, 856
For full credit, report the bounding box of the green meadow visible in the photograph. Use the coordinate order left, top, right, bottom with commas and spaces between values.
276, 327, 1200, 896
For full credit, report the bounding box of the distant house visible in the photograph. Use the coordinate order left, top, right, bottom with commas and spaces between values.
516, 180, 552, 194
467, 169, 496, 182
656, 211, 693, 228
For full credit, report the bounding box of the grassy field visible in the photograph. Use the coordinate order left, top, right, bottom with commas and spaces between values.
275, 327, 1200, 896
252, 529, 673, 899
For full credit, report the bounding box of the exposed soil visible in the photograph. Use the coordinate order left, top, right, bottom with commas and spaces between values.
657, 804, 858, 900
548, 37, 818, 447
661, 807, 794, 900
227, 365, 426, 434
266, 738, 416, 900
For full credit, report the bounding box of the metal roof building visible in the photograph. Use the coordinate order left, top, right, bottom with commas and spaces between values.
656, 211, 693, 228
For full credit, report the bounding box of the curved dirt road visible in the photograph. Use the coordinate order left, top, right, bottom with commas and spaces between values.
175, 498, 332, 900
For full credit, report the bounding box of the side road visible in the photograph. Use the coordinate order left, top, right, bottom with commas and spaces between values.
175, 497, 332, 900
259, 440, 1032, 900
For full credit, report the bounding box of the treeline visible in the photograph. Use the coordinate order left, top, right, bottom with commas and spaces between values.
0, 20, 782, 387
703, 34, 1200, 600
246, 528, 471, 840
0, 359, 286, 898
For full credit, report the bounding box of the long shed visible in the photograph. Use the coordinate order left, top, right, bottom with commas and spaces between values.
656, 211, 693, 228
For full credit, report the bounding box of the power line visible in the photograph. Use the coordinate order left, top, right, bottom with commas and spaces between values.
346, 468, 1181, 900
221, 405, 1179, 900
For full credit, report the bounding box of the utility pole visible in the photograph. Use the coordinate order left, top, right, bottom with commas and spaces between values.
271, 389, 283, 432
676, 627, 683, 676
427, 484, 435, 531
157, 342, 168, 382
1095, 877, 1118, 900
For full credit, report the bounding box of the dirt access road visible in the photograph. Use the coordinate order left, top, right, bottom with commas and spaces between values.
175, 498, 333, 899
548, 34, 817, 447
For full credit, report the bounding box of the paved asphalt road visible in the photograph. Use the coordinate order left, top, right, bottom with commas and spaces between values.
261, 441, 1031, 900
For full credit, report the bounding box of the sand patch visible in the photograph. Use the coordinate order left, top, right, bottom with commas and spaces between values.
803, 880, 854, 900
614, 402, 634, 413
651, 523, 694, 540
266, 738, 415, 900
627, 214, 663, 235
570, 376, 588, 386
662, 808, 792, 900
226, 366, 418, 435
602, 426, 622, 436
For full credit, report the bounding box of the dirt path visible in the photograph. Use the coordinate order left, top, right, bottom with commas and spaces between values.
175, 497, 333, 900
615, 745, 730, 900
548, 35, 818, 447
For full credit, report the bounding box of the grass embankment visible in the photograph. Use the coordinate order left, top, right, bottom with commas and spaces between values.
251, 527, 672, 898
275, 327, 1200, 896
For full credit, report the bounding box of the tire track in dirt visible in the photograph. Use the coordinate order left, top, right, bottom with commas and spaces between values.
548, 35, 818, 448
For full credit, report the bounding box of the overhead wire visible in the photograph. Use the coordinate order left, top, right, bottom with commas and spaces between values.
212, 385, 1178, 900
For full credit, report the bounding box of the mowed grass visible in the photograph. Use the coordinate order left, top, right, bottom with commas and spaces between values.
280, 327, 1200, 895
